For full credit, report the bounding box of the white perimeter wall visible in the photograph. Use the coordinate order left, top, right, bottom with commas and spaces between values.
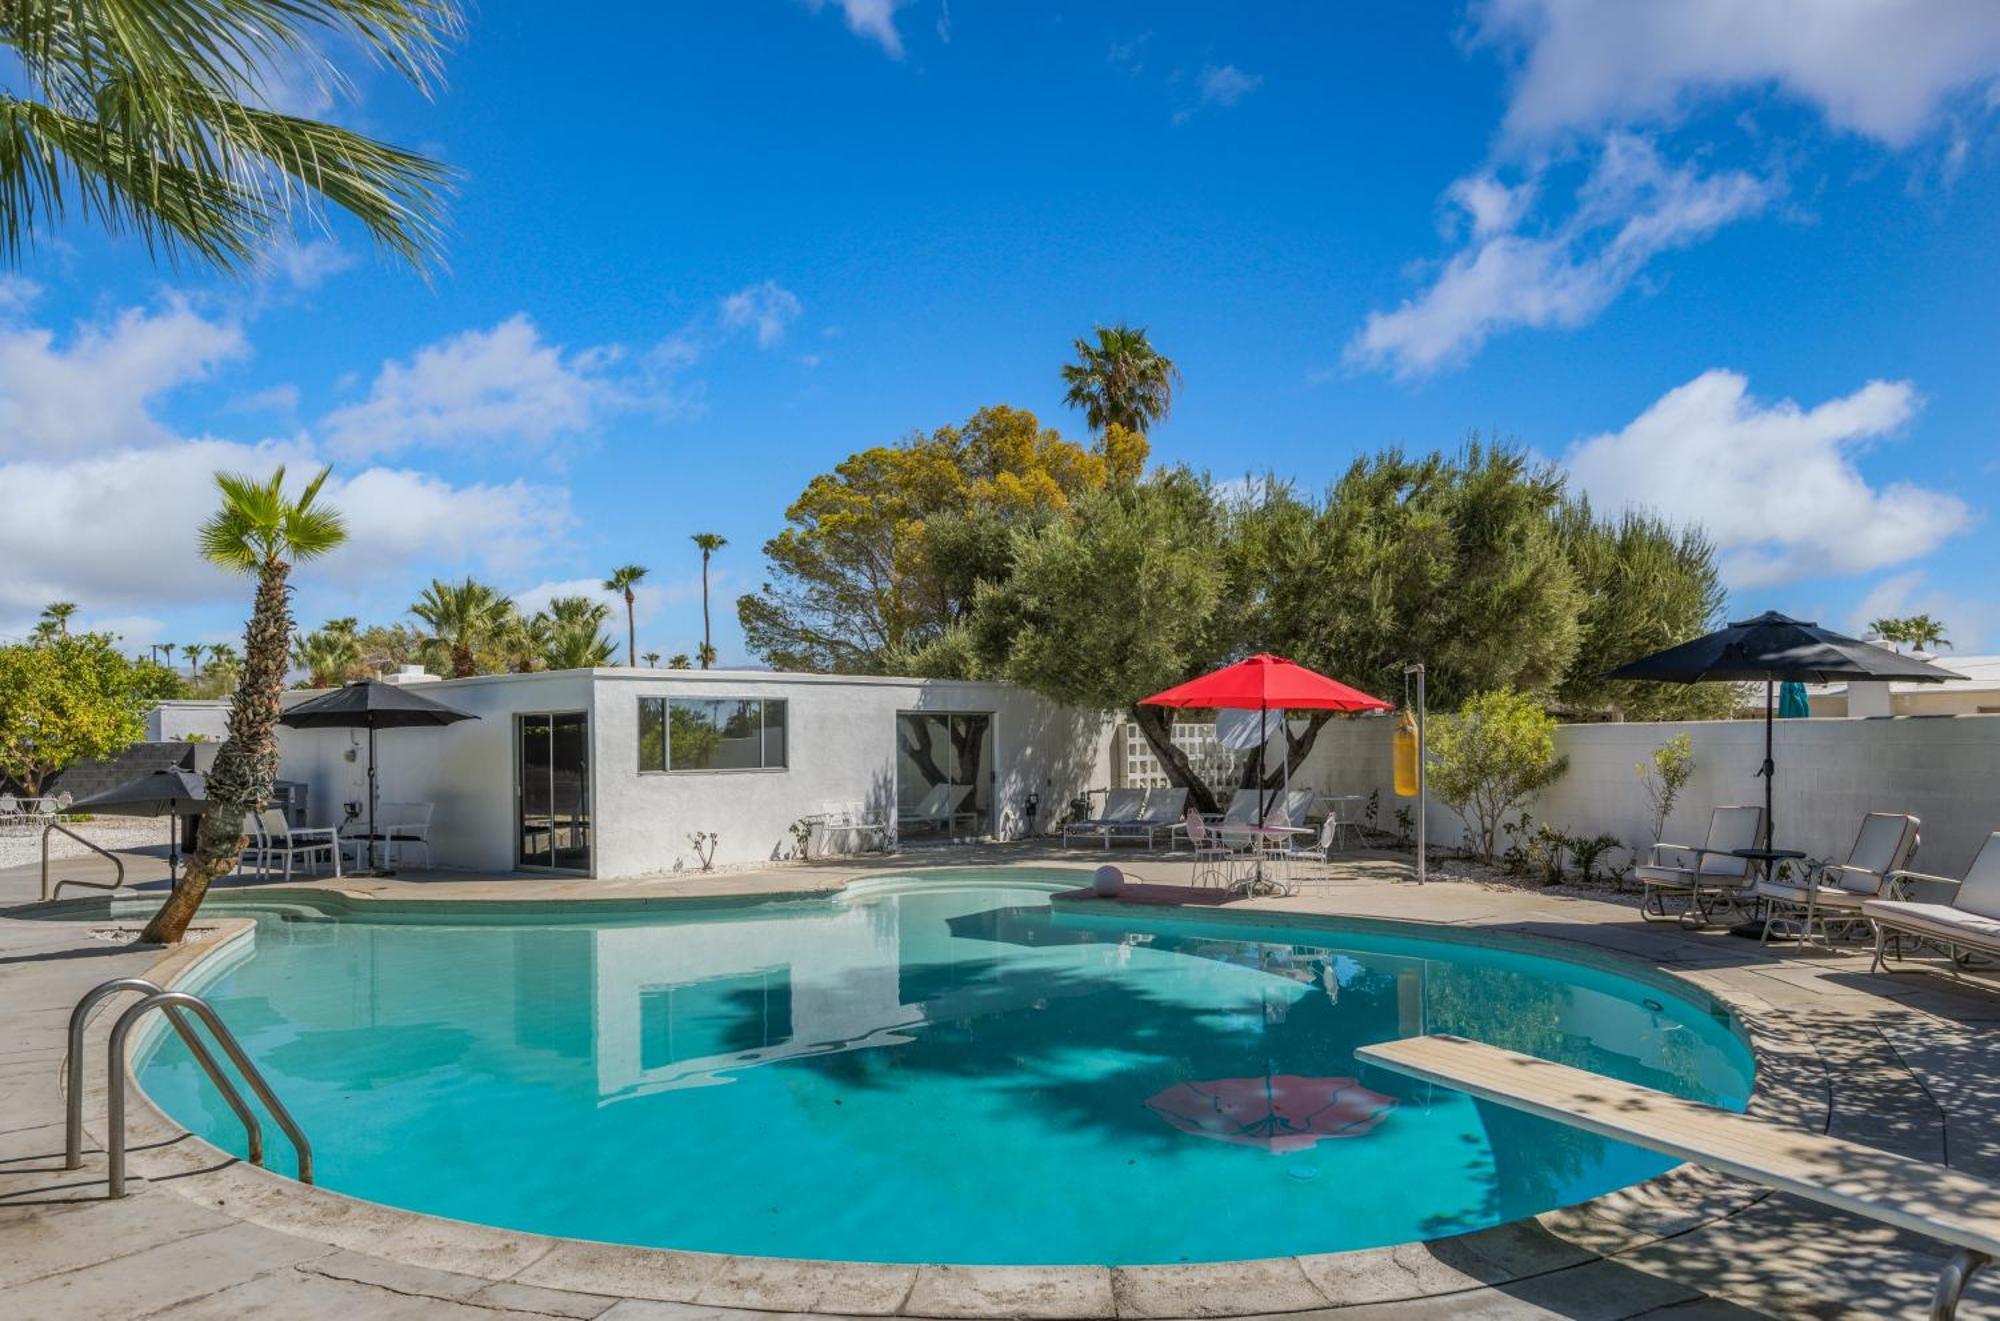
277, 669, 1112, 879
1297, 714, 2000, 877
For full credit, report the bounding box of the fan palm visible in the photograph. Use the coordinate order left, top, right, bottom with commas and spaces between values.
603, 563, 648, 667
183, 642, 206, 677
292, 625, 362, 686
691, 532, 726, 669
38, 601, 76, 635
141, 465, 345, 943
0, 0, 461, 273
1060, 323, 1181, 435
411, 577, 512, 677
641, 650, 660, 668
535, 596, 616, 670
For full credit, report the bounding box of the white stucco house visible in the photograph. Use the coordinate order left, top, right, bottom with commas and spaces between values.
262, 667, 1113, 878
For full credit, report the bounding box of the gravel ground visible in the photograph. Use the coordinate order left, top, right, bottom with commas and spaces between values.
0, 816, 171, 872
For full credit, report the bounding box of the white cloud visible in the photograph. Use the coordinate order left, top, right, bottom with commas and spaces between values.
0, 438, 567, 617
805, 0, 911, 58
1349, 136, 1776, 377
1474, 0, 2000, 148
262, 238, 356, 291
1563, 370, 1973, 588
226, 384, 301, 415
322, 315, 630, 459
0, 302, 247, 453
1198, 65, 1262, 108
0, 274, 41, 316
719, 281, 803, 348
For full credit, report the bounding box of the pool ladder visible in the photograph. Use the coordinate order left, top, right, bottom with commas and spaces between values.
65, 978, 313, 1197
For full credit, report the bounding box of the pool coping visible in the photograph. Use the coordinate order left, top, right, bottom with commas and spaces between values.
82, 874, 1824, 1320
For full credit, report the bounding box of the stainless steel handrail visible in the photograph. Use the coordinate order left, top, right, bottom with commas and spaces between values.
66, 979, 261, 1172
66, 978, 313, 1197
42, 823, 127, 900
106, 992, 313, 1197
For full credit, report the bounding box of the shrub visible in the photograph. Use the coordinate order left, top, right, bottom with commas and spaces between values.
1427, 689, 1569, 864
1637, 732, 1695, 844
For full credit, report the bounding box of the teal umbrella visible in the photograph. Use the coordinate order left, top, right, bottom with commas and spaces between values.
1777, 681, 1811, 718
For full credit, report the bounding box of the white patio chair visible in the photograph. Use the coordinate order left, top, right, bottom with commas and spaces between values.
1275, 814, 1342, 888
342, 801, 435, 870
1181, 807, 1239, 888
1105, 787, 1189, 849
1632, 805, 1764, 927
0, 794, 25, 836
242, 808, 341, 882
1755, 811, 1920, 948
1866, 832, 2000, 978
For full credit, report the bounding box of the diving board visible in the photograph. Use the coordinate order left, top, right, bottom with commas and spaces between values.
1356, 1034, 2000, 1319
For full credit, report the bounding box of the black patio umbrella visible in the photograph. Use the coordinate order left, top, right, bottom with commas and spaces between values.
1604, 611, 1964, 850
69, 767, 208, 884
278, 680, 477, 875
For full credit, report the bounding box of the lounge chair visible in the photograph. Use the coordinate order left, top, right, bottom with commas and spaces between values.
1753, 811, 1921, 947
1061, 787, 1146, 847
898, 783, 976, 839
1865, 832, 2000, 978
1103, 788, 1190, 849
1632, 805, 1764, 926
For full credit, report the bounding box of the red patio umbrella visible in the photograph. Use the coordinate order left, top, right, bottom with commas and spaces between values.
1145, 1073, 1397, 1153
1141, 654, 1391, 818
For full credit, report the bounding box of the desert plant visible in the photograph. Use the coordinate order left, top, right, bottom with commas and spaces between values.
788, 817, 815, 861
1426, 688, 1569, 864
1568, 832, 1625, 887
687, 830, 719, 871
1637, 732, 1695, 845
1393, 805, 1414, 848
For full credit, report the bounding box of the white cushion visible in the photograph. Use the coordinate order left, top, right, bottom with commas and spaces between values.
1752, 880, 1870, 910
1866, 898, 2000, 946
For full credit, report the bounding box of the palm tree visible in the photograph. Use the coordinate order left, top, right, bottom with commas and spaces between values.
159, 642, 177, 669
642, 650, 661, 668
39, 601, 76, 636
535, 596, 616, 670
1060, 323, 1181, 435
0, 1, 460, 275
141, 467, 344, 944
183, 643, 206, 678
691, 533, 727, 669
411, 577, 513, 677
603, 564, 649, 667
292, 627, 361, 687
668, 653, 692, 670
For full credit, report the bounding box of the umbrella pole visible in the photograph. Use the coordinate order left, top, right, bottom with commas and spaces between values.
1763, 677, 1775, 850
367, 723, 379, 873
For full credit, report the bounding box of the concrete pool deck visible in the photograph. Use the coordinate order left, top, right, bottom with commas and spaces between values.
5, 843, 2000, 1319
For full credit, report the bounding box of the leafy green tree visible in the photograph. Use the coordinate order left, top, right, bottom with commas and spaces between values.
604, 563, 648, 667
1426, 688, 1569, 863
143, 466, 345, 944
1637, 732, 1695, 845
0, 0, 460, 273
411, 577, 512, 677
0, 633, 155, 793
1553, 499, 1732, 720
739, 405, 1143, 673
689, 535, 724, 668
1061, 323, 1181, 435
195, 643, 241, 697
1247, 443, 1584, 710
972, 470, 1240, 811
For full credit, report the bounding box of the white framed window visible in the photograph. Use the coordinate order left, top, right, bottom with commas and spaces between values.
640, 697, 788, 772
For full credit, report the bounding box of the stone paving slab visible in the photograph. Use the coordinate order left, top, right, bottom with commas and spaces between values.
9, 843, 2000, 1318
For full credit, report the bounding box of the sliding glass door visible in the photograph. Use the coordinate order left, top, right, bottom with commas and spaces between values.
895, 712, 993, 842
518, 711, 591, 872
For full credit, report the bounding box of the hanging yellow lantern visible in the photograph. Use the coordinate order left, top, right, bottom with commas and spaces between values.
1392, 710, 1420, 798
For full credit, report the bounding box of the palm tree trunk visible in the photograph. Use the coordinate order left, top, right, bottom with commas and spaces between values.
625, 592, 636, 668
700, 550, 713, 669
141, 560, 292, 943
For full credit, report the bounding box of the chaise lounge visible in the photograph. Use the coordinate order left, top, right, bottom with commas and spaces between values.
1632, 805, 1763, 927
1865, 831, 2000, 978
1753, 810, 1921, 947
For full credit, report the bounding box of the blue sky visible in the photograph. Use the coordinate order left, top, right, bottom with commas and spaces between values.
5, 1, 2000, 661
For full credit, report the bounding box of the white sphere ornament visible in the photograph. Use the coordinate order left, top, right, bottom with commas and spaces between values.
1092, 864, 1125, 897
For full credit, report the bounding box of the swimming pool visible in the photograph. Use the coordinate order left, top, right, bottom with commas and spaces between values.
136, 871, 1755, 1266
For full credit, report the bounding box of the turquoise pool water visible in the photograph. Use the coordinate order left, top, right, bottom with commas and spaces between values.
137, 872, 1754, 1265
